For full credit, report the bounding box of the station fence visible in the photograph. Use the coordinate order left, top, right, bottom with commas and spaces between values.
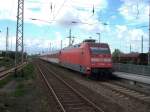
113, 63, 150, 77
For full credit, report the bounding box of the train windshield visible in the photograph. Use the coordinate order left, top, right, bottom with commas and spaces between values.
90, 47, 110, 54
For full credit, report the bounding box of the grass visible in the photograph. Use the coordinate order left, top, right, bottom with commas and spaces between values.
0, 62, 35, 97
0, 58, 14, 68
0, 75, 13, 88
14, 63, 35, 80
23, 63, 35, 80
13, 83, 25, 97
12, 63, 35, 97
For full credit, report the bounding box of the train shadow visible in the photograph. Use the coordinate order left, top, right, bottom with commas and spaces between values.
88, 73, 122, 82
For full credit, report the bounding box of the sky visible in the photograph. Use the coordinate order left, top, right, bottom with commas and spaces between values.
0, 0, 149, 54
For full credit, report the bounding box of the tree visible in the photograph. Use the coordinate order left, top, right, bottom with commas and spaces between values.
112, 49, 122, 57
112, 49, 123, 62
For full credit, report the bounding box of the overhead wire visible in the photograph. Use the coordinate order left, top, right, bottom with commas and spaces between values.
52, 0, 69, 21
66, 1, 96, 21
40, 0, 70, 50
40, 0, 69, 39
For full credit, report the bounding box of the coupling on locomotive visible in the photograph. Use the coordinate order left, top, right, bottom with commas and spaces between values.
41, 39, 112, 79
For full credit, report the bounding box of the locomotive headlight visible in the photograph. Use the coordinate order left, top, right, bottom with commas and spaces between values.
103, 58, 111, 62
91, 58, 103, 62
91, 58, 99, 62
91, 58, 111, 62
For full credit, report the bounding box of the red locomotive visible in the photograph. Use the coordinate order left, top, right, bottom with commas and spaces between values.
41, 39, 112, 78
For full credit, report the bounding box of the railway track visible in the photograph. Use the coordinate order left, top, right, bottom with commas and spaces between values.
99, 81, 150, 103
41, 60, 150, 104
37, 61, 105, 112
0, 67, 6, 72
0, 62, 27, 80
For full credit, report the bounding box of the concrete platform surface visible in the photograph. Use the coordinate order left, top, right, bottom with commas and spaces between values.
113, 72, 150, 85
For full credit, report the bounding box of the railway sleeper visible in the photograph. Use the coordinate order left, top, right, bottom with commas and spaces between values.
67, 106, 95, 112
102, 82, 150, 103
59, 97, 81, 101
62, 100, 84, 104
56, 92, 73, 95
64, 104, 88, 108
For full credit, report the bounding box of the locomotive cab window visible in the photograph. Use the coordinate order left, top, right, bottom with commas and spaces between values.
90, 47, 110, 54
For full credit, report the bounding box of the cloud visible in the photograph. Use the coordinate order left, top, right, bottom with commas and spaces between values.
119, 0, 149, 24
115, 25, 128, 39
23, 31, 70, 54
51, 0, 108, 33
2, 0, 149, 54
115, 25, 147, 41
0, 34, 16, 51
0, 0, 108, 27
0, 0, 17, 20
111, 24, 148, 52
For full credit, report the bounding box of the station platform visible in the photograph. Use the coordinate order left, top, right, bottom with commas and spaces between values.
113, 72, 150, 85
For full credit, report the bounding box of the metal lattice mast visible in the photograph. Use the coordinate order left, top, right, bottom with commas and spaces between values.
15, 0, 24, 65
6, 27, 9, 55
149, 1, 150, 65
141, 35, 143, 53
61, 40, 62, 50
67, 29, 72, 46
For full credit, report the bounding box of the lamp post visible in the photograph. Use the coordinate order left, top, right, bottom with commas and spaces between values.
71, 21, 108, 44
96, 23, 108, 43
96, 33, 100, 43
135, 25, 149, 65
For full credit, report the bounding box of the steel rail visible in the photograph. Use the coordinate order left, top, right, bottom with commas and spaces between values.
99, 82, 150, 103
0, 62, 27, 80
37, 65, 66, 112
40, 61, 105, 112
